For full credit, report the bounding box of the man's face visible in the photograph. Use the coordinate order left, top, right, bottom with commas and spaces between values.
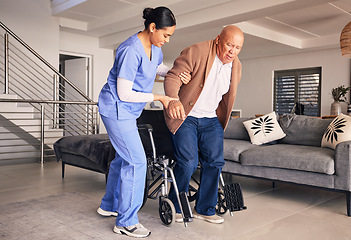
216, 32, 244, 64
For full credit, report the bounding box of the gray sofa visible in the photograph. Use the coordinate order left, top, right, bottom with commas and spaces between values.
222, 114, 351, 216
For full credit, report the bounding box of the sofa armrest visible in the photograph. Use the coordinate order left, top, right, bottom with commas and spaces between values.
334, 140, 351, 191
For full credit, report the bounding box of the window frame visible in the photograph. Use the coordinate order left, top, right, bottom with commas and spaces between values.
273, 67, 322, 117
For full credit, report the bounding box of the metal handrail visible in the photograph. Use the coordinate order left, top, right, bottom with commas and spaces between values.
0, 100, 99, 163
0, 21, 93, 102
0, 98, 97, 105
0, 22, 100, 164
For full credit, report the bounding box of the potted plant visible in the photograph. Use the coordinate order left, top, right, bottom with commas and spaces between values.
330, 85, 350, 115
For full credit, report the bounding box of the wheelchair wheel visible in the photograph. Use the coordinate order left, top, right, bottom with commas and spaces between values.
215, 189, 228, 215
159, 197, 175, 226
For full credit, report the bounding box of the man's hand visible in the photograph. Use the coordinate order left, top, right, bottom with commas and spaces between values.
167, 100, 186, 120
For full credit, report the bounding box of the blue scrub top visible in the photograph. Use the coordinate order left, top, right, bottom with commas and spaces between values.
98, 33, 163, 120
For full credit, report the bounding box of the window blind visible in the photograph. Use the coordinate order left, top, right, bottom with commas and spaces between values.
274, 67, 321, 116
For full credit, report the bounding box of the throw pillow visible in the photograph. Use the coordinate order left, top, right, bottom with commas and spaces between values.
243, 111, 286, 145
321, 113, 351, 150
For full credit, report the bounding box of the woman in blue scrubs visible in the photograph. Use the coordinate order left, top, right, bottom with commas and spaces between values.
96, 7, 188, 238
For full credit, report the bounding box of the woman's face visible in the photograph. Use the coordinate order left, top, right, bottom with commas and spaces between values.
150, 25, 176, 48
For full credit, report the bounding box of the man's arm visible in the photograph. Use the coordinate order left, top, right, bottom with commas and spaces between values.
164, 46, 195, 119
164, 47, 194, 98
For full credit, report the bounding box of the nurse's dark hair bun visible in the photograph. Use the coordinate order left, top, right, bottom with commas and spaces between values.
143, 8, 153, 20
143, 6, 176, 30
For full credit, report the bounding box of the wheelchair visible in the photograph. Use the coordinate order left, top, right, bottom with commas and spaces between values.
137, 110, 246, 226
138, 124, 193, 227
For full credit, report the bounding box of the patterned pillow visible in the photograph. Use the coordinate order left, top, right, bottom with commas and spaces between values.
243, 111, 286, 145
321, 113, 351, 150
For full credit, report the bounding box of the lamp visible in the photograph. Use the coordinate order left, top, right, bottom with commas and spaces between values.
340, 21, 351, 115
340, 21, 351, 57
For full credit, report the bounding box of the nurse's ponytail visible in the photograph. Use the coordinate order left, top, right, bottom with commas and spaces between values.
143, 7, 176, 30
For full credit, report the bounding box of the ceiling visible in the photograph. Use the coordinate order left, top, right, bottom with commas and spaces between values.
52, 0, 351, 61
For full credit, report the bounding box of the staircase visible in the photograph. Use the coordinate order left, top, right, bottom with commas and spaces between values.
0, 22, 98, 165
0, 94, 64, 162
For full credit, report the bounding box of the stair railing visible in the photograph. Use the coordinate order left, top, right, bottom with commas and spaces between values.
0, 21, 100, 164
0, 99, 99, 164
0, 21, 91, 101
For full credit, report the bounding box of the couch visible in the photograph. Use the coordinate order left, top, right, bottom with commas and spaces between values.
222, 113, 351, 216
53, 110, 351, 216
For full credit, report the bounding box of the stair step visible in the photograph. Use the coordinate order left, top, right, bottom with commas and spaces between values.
0, 94, 92, 161
1, 103, 36, 115
0, 94, 38, 109
0, 94, 18, 99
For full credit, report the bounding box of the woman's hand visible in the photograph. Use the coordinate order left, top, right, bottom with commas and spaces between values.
179, 72, 191, 84
154, 95, 179, 110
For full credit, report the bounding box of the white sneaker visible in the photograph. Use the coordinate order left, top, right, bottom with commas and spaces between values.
193, 209, 224, 224
97, 207, 117, 217
113, 223, 151, 238
175, 213, 183, 223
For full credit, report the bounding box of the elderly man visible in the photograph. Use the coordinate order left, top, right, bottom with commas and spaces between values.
164, 25, 244, 224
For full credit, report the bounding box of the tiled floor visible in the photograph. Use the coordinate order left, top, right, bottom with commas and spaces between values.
1, 160, 350, 239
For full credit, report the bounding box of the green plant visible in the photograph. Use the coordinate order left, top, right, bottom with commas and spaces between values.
331, 85, 350, 102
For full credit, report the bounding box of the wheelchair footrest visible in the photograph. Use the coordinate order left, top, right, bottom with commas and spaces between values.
179, 191, 193, 222
223, 183, 247, 212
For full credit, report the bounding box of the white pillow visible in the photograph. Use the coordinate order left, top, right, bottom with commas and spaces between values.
321, 113, 351, 150
243, 111, 286, 145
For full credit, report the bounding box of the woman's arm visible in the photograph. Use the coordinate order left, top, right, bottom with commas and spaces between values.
156, 63, 170, 77
117, 77, 178, 108
117, 77, 154, 102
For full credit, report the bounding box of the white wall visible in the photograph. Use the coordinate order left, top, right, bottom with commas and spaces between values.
0, 0, 114, 133
0, 0, 59, 68
236, 48, 351, 117
59, 32, 113, 134
2, 0, 349, 121
0, 0, 113, 101
59, 32, 113, 101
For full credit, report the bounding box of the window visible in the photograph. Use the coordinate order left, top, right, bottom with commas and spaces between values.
274, 67, 321, 117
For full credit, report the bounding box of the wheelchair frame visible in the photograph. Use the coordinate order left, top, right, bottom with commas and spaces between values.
139, 123, 247, 225
139, 124, 193, 227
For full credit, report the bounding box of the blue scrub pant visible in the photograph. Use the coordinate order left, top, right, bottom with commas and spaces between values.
168, 116, 225, 216
99, 115, 146, 227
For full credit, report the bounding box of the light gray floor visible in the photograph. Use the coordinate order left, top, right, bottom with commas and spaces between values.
1, 160, 350, 239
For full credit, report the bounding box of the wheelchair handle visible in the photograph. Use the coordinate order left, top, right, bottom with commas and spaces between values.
138, 124, 157, 159
137, 124, 153, 132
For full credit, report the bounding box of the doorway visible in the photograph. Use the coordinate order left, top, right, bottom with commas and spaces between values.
59, 52, 92, 135
59, 53, 91, 98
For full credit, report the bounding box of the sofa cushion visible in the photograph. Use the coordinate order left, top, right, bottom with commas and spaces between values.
243, 111, 286, 145
278, 114, 332, 147
240, 144, 335, 175
224, 117, 250, 140
223, 139, 258, 162
54, 134, 115, 173
321, 113, 351, 150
